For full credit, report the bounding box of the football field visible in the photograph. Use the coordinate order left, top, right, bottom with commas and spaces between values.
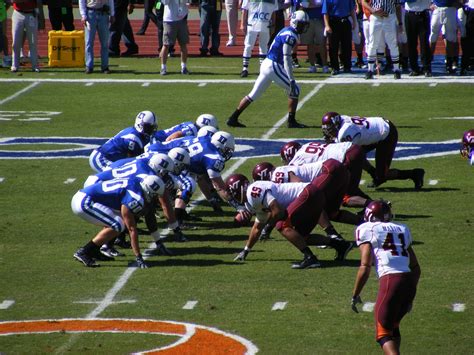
0, 59, 474, 354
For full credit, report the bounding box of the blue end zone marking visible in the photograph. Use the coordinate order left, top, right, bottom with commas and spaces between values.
0, 137, 461, 160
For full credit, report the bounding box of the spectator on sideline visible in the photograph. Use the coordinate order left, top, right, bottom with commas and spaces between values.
45, 0, 75, 31
299, 0, 329, 74
239, 0, 277, 77
79, 0, 115, 74
136, 0, 156, 34
351, 200, 420, 355
199, 0, 224, 56
322, 0, 357, 75
11, 0, 45, 73
0, 0, 11, 68
404, 0, 432, 76
429, 0, 458, 74
108, 0, 139, 57
160, 0, 190, 75
224, 0, 239, 46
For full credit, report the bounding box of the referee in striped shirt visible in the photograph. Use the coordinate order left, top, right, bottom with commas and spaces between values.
362, 0, 403, 79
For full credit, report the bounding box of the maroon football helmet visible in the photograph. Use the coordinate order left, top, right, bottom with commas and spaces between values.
364, 200, 393, 222
280, 141, 301, 164
225, 173, 250, 204
321, 112, 342, 141
460, 129, 474, 159
252, 162, 275, 181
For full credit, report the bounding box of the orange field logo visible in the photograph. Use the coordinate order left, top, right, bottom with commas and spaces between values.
0, 318, 258, 354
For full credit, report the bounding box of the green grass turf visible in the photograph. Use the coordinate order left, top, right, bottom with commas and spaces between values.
0, 71, 473, 354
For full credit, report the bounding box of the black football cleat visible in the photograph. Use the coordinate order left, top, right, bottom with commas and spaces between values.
413, 168, 425, 190
226, 118, 246, 128
334, 241, 355, 261
287, 120, 308, 128
365, 71, 374, 80
291, 255, 321, 269
74, 248, 99, 267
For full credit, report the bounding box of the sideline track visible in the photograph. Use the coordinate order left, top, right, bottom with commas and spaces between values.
51, 83, 324, 353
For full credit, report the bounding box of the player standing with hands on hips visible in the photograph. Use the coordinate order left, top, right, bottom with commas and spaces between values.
226, 10, 310, 129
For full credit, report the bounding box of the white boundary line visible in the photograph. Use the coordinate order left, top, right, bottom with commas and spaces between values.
0, 77, 473, 84
54, 82, 322, 353
0, 82, 41, 105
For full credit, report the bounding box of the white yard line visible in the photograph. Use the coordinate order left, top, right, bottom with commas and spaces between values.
271, 302, 288, 311
0, 82, 40, 105
262, 83, 325, 140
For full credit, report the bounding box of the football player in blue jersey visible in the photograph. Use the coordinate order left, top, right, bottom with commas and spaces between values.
150, 113, 219, 144
148, 131, 243, 213
226, 10, 310, 129
89, 111, 158, 172
84, 153, 180, 256
71, 175, 166, 268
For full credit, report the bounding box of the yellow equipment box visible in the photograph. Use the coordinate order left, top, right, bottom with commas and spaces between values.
48, 31, 85, 67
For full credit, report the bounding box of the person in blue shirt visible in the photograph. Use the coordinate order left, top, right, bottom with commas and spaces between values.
226, 10, 310, 129
71, 175, 165, 268
89, 111, 158, 172
322, 0, 357, 74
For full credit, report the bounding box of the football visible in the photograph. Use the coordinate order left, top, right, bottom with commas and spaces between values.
233, 211, 253, 227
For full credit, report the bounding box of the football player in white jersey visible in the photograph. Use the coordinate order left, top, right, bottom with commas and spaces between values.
351, 200, 420, 355
322, 112, 425, 189
460, 129, 474, 166
227, 171, 354, 269
226, 10, 310, 129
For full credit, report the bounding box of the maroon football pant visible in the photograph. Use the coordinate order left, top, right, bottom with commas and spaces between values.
375, 272, 417, 343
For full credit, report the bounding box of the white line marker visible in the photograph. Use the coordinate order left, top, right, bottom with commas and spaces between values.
182, 301, 199, 310
74, 299, 136, 304
198, 83, 207, 87
0, 300, 15, 309
18, 118, 51, 121
271, 302, 287, 311
431, 116, 474, 120
428, 179, 438, 185
0, 82, 40, 105
64, 178, 76, 184
429, 83, 437, 87
85, 82, 94, 86
0, 177, 4, 183
452, 303, 465, 312
362, 302, 375, 312
372, 83, 380, 87
142, 82, 150, 87
360, 179, 366, 185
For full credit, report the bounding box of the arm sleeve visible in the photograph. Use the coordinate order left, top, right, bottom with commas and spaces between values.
283, 42, 294, 81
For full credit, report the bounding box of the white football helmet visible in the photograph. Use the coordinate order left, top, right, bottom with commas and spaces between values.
140, 175, 165, 202
148, 153, 174, 175
168, 147, 191, 174
211, 131, 235, 161
290, 10, 310, 34
197, 125, 218, 138
196, 113, 218, 129
134, 111, 157, 136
